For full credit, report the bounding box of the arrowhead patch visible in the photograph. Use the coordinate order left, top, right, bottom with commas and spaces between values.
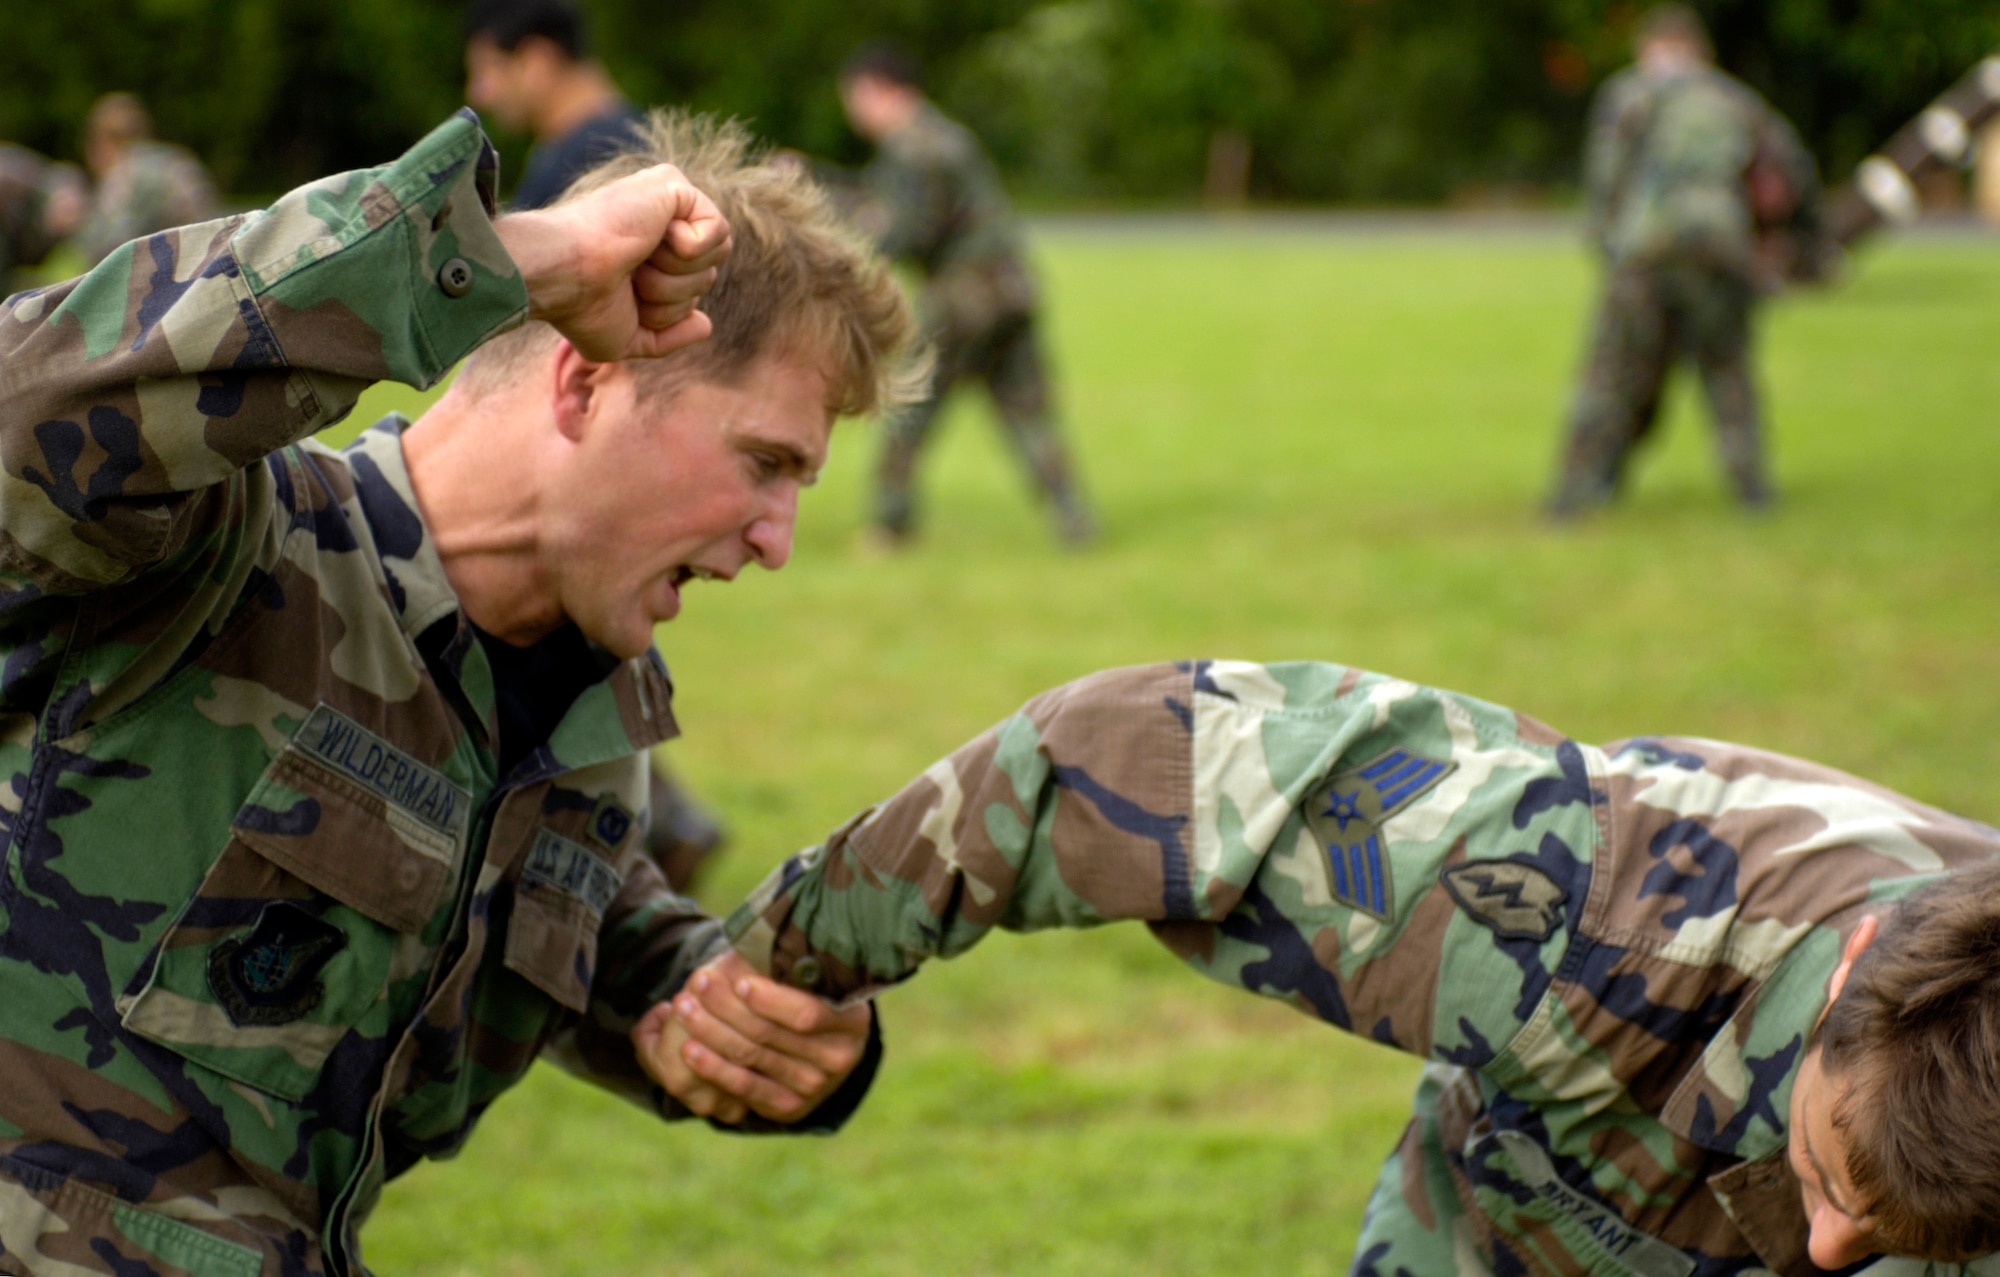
1304, 748, 1456, 920
1439, 859, 1569, 943
207, 902, 347, 1027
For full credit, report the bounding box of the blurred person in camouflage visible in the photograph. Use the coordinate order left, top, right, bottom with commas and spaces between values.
834, 43, 1096, 549
1547, 6, 1822, 518
463, 0, 730, 887
710, 659, 2000, 1275
0, 145, 85, 286
74, 93, 218, 268
0, 108, 913, 1275
463, 0, 644, 212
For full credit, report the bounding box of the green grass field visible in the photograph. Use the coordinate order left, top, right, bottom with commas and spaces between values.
352, 222, 2000, 1276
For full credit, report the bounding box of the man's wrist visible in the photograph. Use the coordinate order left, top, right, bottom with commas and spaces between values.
493, 210, 580, 326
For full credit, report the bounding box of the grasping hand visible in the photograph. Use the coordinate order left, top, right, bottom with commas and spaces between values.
632, 951, 872, 1125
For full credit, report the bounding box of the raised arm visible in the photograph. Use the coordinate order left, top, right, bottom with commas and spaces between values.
727, 660, 1602, 1068
0, 109, 729, 594
0, 112, 522, 590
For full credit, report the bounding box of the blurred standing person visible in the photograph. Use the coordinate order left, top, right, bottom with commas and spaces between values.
0, 144, 85, 285
75, 93, 217, 267
464, 0, 726, 886
837, 44, 1096, 548
464, 0, 644, 210
1546, 6, 1820, 518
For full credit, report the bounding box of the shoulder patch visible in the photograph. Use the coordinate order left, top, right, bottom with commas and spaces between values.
207, 902, 347, 1027
1440, 859, 1569, 943
1304, 748, 1456, 920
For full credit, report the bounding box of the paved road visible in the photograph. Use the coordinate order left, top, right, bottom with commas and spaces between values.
1025, 207, 2000, 242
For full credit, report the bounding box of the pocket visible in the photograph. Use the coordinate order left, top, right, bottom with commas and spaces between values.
504, 828, 623, 1013
118, 726, 468, 1103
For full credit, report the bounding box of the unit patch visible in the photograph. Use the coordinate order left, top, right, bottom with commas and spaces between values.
524, 829, 624, 917
1303, 748, 1456, 919
588, 795, 635, 852
207, 902, 347, 1028
1440, 859, 1569, 943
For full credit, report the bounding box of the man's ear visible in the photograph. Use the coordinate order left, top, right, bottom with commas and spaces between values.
549, 339, 615, 443
1825, 914, 1881, 1005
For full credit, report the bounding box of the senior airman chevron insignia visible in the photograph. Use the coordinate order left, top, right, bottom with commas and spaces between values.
1303, 748, 1456, 919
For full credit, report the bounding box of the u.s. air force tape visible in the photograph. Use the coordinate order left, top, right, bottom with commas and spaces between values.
524, 829, 624, 917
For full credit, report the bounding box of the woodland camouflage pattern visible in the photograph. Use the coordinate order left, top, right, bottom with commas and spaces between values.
74, 140, 218, 269
847, 103, 1089, 541
1552, 63, 1821, 514
730, 660, 2000, 1276
0, 112, 741, 1276
1583, 64, 1818, 273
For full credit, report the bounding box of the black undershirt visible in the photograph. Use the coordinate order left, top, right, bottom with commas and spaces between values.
472, 622, 619, 779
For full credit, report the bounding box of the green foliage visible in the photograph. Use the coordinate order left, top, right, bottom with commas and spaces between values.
0, 0, 466, 195
1, 0, 1996, 200
350, 226, 2000, 1273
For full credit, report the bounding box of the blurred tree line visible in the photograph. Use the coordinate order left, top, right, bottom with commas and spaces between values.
0, 0, 1995, 203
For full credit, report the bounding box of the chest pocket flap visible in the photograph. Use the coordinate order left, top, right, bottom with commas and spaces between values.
505, 827, 624, 1014
119, 706, 470, 1102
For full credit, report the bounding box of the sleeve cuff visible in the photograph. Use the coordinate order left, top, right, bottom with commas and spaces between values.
230, 109, 529, 392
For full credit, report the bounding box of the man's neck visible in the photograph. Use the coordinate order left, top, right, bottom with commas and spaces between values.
534, 65, 626, 144
403, 387, 566, 647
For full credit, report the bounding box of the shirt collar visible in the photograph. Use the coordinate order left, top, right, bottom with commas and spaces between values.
343, 415, 682, 765
344, 413, 463, 643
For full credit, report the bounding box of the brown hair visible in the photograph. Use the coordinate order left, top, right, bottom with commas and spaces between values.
1815, 859, 2000, 1259
458, 109, 923, 417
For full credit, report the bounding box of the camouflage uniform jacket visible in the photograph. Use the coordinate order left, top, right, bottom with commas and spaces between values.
1585, 65, 1817, 275
731, 661, 2000, 1276
857, 103, 1037, 340
0, 146, 78, 280
76, 139, 218, 268
0, 113, 740, 1277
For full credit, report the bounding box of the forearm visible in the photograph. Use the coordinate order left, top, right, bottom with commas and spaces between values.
727, 660, 1594, 1066
729, 661, 1391, 996
0, 111, 525, 588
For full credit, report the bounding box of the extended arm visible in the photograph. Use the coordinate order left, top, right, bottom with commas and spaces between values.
727, 660, 1603, 1069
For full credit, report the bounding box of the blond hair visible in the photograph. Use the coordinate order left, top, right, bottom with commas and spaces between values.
459, 110, 922, 417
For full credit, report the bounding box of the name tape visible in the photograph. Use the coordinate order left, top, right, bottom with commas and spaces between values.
1493, 1130, 1695, 1277
297, 704, 471, 838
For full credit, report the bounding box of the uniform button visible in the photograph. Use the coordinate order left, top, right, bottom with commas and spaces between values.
438, 258, 474, 298
397, 861, 423, 891
788, 956, 822, 988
